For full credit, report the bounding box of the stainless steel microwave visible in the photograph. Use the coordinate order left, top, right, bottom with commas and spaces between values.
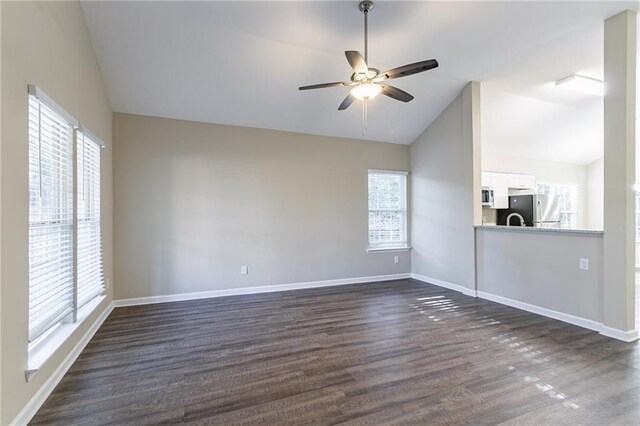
482, 188, 494, 206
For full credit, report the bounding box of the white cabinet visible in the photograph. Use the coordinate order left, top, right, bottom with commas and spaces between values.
489, 173, 509, 208
507, 173, 536, 190
521, 174, 536, 189
482, 171, 536, 209
481, 172, 491, 187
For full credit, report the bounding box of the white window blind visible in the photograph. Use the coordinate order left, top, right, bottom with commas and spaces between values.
28, 86, 105, 348
76, 131, 104, 308
28, 94, 75, 342
368, 170, 408, 249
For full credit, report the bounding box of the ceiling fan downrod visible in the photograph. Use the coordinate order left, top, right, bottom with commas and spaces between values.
359, 1, 373, 63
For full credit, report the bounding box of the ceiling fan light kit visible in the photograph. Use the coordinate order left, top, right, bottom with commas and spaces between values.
299, 0, 439, 131
351, 83, 382, 100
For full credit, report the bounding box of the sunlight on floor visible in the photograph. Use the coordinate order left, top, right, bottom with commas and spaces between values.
414, 293, 581, 411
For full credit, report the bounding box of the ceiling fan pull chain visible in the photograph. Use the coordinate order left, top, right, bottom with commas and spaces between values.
362, 98, 368, 135
365, 99, 368, 131
362, 100, 365, 135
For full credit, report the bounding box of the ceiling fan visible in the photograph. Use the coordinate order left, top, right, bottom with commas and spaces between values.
298, 0, 438, 112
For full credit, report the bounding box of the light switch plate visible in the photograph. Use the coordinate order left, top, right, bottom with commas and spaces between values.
241, 265, 248, 275
579, 258, 589, 271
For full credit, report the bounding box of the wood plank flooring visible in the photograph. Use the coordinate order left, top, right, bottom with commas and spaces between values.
31, 279, 640, 425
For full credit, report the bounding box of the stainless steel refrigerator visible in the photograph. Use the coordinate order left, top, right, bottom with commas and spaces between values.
497, 194, 561, 228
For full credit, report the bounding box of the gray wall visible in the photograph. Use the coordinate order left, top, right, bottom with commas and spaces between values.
113, 113, 411, 300
1, 2, 113, 423
410, 83, 480, 291
476, 229, 603, 322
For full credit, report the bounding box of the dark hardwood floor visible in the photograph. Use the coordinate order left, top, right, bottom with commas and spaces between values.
31, 279, 640, 425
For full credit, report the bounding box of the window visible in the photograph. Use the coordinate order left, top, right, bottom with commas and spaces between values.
28, 86, 105, 350
536, 182, 578, 229
28, 93, 75, 343
368, 170, 408, 250
77, 130, 104, 308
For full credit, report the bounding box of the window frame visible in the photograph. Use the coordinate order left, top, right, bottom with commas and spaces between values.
27, 85, 106, 377
367, 169, 410, 252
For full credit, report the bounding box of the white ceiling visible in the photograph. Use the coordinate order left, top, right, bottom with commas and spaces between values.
481, 86, 605, 165
82, 1, 638, 156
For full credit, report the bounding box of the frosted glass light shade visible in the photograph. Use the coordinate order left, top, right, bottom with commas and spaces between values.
350, 83, 382, 100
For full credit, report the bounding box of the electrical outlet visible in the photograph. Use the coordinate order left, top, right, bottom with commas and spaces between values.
241, 265, 248, 275
394, 255, 399, 264
579, 258, 589, 271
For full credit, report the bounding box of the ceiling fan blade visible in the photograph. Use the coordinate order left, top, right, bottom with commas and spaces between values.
299, 82, 348, 90
376, 59, 439, 81
381, 84, 414, 103
345, 51, 368, 74
338, 94, 356, 110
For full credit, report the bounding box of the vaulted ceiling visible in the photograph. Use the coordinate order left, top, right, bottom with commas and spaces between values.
82, 1, 638, 161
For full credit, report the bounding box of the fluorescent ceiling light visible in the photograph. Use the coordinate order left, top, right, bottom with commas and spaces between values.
555, 74, 604, 96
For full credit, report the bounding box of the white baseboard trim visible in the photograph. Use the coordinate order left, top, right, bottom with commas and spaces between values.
600, 326, 640, 342
11, 301, 115, 426
409, 276, 638, 343
114, 273, 412, 307
410, 273, 477, 297
476, 290, 639, 342
476, 290, 603, 334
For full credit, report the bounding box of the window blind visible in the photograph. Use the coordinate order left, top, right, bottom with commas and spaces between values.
28, 87, 105, 347
28, 94, 75, 342
76, 131, 104, 308
368, 171, 408, 249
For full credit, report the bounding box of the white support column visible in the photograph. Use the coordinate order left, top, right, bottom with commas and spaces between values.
0, 2, 3, 422
602, 10, 638, 340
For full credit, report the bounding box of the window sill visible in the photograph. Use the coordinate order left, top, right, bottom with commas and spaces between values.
26, 295, 106, 381
367, 247, 412, 253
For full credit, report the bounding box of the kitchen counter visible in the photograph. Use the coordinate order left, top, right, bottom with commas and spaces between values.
475, 225, 603, 236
